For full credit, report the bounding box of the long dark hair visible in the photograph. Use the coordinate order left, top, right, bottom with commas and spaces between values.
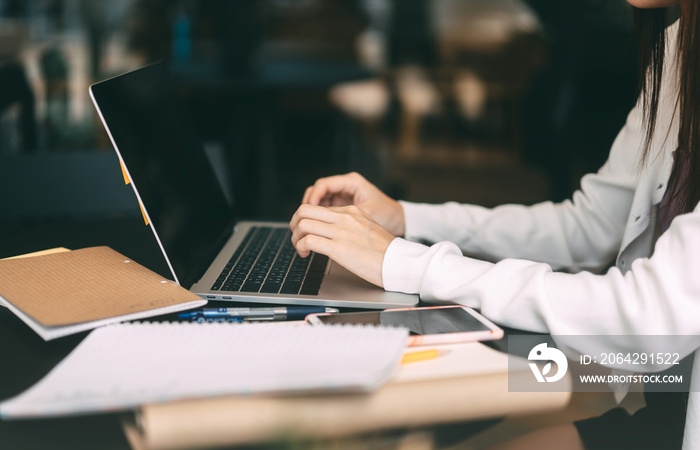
635, 1, 700, 223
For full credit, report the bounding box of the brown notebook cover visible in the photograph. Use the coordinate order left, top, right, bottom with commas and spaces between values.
0, 246, 202, 327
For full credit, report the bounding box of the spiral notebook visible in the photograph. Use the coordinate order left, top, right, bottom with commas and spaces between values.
0, 322, 408, 418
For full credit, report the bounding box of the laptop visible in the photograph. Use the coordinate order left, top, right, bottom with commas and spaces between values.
89, 63, 418, 309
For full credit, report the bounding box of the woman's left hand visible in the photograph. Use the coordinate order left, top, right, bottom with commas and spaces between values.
289, 204, 395, 288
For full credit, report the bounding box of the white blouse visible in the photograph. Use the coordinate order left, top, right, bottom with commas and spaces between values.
381, 20, 700, 449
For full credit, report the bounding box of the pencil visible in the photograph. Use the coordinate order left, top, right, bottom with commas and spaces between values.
401, 349, 441, 364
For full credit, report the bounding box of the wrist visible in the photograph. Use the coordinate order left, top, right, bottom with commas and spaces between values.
388, 200, 405, 237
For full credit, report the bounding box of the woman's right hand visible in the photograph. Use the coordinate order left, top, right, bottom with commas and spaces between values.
301, 172, 405, 237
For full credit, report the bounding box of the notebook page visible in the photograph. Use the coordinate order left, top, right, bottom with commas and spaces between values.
0, 322, 408, 418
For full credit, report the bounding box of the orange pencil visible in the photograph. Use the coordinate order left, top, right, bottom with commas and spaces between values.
401, 349, 442, 364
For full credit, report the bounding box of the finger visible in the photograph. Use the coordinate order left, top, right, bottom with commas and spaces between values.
295, 233, 335, 260
306, 174, 359, 206
289, 204, 340, 232
303, 183, 333, 206
291, 218, 337, 249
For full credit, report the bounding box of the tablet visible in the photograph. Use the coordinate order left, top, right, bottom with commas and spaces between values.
306, 305, 503, 346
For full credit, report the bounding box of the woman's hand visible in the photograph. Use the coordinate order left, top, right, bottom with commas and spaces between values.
302, 172, 405, 237
289, 204, 395, 287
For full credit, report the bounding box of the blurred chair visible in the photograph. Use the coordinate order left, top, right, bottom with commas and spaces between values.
365, 0, 544, 163
330, 0, 441, 162
328, 78, 392, 188
329, 78, 390, 160
0, 21, 36, 154
0, 60, 37, 153
394, 66, 440, 159
39, 47, 69, 150
432, 0, 544, 159
329, 79, 389, 123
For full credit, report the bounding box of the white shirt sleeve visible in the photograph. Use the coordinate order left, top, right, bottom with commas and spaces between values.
383, 202, 700, 367
400, 99, 645, 273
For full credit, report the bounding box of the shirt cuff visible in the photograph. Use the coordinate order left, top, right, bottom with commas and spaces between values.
382, 238, 426, 294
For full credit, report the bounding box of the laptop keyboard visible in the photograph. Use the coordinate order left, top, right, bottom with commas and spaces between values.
211, 226, 328, 296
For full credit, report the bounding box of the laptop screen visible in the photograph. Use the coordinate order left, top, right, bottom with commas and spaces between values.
90, 63, 234, 288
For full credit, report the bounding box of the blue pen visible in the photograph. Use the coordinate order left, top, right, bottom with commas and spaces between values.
191, 316, 243, 324
179, 306, 339, 321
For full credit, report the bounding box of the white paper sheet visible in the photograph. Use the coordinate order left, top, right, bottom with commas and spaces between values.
0, 322, 408, 418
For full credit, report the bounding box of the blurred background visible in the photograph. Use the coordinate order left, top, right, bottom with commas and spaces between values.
0, 1, 650, 447
0, 0, 640, 224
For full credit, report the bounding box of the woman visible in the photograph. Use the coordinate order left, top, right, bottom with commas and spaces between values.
290, 0, 699, 448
